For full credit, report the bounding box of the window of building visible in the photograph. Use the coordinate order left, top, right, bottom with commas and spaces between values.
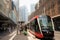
47, 3, 50, 10
30, 19, 40, 33
0, 4, 2, 10
58, 6, 60, 14
48, 11, 50, 15
51, 3, 55, 9
51, 0, 55, 9
46, 0, 49, 3
57, 0, 60, 5
52, 9, 55, 16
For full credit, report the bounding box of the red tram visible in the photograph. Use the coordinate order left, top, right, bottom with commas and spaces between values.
28, 15, 54, 40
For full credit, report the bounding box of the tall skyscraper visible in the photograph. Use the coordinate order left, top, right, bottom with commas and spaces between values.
13, 0, 19, 11
30, 4, 35, 13
19, 6, 28, 22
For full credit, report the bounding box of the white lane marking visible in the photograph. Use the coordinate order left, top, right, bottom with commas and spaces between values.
27, 31, 40, 40
8, 31, 16, 36
9, 30, 17, 40
9, 33, 16, 40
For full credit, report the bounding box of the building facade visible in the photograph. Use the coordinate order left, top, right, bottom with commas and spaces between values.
30, 4, 35, 13
28, 0, 60, 31
29, 0, 60, 19
19, 6, 28, 22
0, 0, 18, 31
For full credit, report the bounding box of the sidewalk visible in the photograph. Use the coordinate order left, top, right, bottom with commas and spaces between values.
13, 30, 28, 40
12, 30, 60, 40
0, 29, 17, 40
13, 34, 28, 40
13, 30, 40, 40
54, 31, 60, 40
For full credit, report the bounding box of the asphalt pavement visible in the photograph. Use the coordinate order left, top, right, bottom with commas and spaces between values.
0, 30, 60, 40
0, 29, 17, 40
54, 31, 60, 40
13, 34, 28, 40
13, 30, 60, 40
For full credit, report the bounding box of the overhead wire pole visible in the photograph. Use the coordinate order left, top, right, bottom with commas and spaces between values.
17, 0, 19, 35
44, 7, 45, 15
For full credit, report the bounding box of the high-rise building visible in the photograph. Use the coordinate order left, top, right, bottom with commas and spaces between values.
0, 0, 18, 31
30, 4, 35, 13
19, 6, 28, 22
13, 0, 19, 11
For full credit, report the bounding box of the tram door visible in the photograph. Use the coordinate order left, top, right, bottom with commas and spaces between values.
30, 19, 40, 33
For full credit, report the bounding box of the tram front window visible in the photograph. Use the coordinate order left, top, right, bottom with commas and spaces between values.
39, 16, 53, 31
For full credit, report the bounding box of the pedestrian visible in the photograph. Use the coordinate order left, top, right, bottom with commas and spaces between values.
25, 25, 27, 31
23, 25, 27, 35
19, 24, 23, 34
8, 27, 11, 33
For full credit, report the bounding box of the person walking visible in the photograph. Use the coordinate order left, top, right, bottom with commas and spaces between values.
23, 25, 27, 35
8, 27, 11, 33
19, 23, 23, 34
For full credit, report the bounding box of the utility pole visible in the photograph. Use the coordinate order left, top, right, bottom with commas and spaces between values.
17, 22, 19, 35
44, 7, 45, 15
